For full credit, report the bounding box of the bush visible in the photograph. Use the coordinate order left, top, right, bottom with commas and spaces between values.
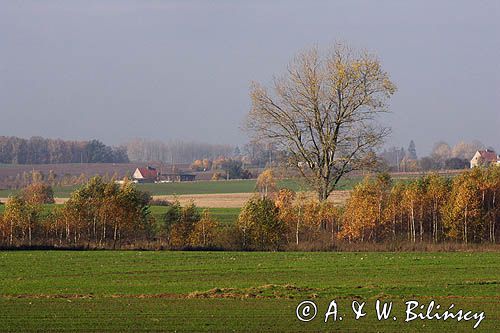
149, 198, 171, 206
237, 196, 286, 250
22, 182, 55, 204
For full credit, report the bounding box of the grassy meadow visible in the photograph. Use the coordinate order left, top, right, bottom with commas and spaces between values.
0, 177, 361, 198
0, 204, 240, 226
0, 251, 498, 332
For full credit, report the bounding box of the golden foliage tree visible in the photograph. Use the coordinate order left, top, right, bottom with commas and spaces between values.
318, 201, 341, 243
189, 209, 219, 247
274, 188, 297, 244
237, 196, 285, 250
22, 182, 55, 205
443, 173, 481, 243
340, 177, 382, 242
384, 181, 406, 240
246, 43, 396, 201
168, 201, 200, 248
426, 173, 450, 242
256, 169, 278, 199
2, 195, 40, 246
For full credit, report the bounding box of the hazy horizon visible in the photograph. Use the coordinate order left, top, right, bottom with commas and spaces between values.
1, 0, 499, 155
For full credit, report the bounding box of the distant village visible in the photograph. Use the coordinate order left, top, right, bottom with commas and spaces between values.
0, 135, 499, 191
127, 148, 500, 185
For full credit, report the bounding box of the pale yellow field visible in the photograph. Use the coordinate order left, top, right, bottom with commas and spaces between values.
2, 191, 351, 208
156, 191, 351, 208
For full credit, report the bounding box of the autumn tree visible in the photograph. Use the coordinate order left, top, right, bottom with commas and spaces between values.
452, 141, 484, 160
385, 181, 406, 239
2, 195, 40, 246
168, 201, 200, 248
340, 177, 386, 242
246, 43, 396, 201
484, 165, 500, 242
403, 180, 423, 242
211, 172, 224, 181
111, 180, 152, 248
22, 182, 55, 205
274, 188, 298, 244
0, 213, 5, 245
431, 141, 452, 168
426, 173, 450, 242
237, 196, 285, 250
443, 172, 482, 243
60, 176, 151, 247
1, 196, 24, 245
300, 198, 323, 240
190, 159, 204, 171
318, 201, 341, 243
189, 209, 219, 247
256, 169, 278, 199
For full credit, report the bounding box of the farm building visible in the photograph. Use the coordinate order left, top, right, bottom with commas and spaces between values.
159, 173, 196, 182
132, 166, 196, 183
132, 166, 159, 183
470, 150, 500, 168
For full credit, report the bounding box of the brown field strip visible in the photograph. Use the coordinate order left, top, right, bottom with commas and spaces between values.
1, 191, 351, 207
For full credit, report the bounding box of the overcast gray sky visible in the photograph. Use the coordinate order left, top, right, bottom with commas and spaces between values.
1, 0, 499, 155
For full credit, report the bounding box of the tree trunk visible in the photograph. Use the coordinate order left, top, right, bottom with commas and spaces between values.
464, 205, 468, 244
9, 221, 13, 246
410, 205, 416, 243
28, 222, 32, 246
296, 219, 300, 245
202, 222, 206, 246
331, 218, 335, 243
491, 192, 496, 243
318, 179, 330, 202
113, 222, 118, 249
296, 207, 301, 245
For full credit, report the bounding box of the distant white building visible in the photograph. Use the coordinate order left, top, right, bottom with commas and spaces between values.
470, 150, 500, 168
132, 166, 159, 183
132, 166, 196, 183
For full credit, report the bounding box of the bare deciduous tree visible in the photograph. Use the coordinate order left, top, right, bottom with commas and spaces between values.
246, 43, 396, 201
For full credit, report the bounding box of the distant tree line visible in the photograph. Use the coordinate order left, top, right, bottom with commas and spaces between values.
191, 157, 252, 180
126, 138, 234, 163
0, 136, 129, 164
0, 169, 120, 190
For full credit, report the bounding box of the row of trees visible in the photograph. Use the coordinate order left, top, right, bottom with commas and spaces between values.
0, 170, 123, 190
125, 138, 234, 164
0, 178, 227, 249
191, 157, 253, 180
236, 166, 500, 249
126, 138, 282, 169
1, 167, 499, 249
0, 136, 129, 164
341, 167, 499, 244
0, 178, 151, 248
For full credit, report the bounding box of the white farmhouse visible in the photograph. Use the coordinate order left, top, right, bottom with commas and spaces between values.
470, 150, 500, 168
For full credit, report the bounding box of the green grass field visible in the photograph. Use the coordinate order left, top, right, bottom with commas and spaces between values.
0, 205, 240, 225
0, 204, 54, 216
0, 251, 498, 332
149, 206, 240, 224
0, 178, 360, 198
